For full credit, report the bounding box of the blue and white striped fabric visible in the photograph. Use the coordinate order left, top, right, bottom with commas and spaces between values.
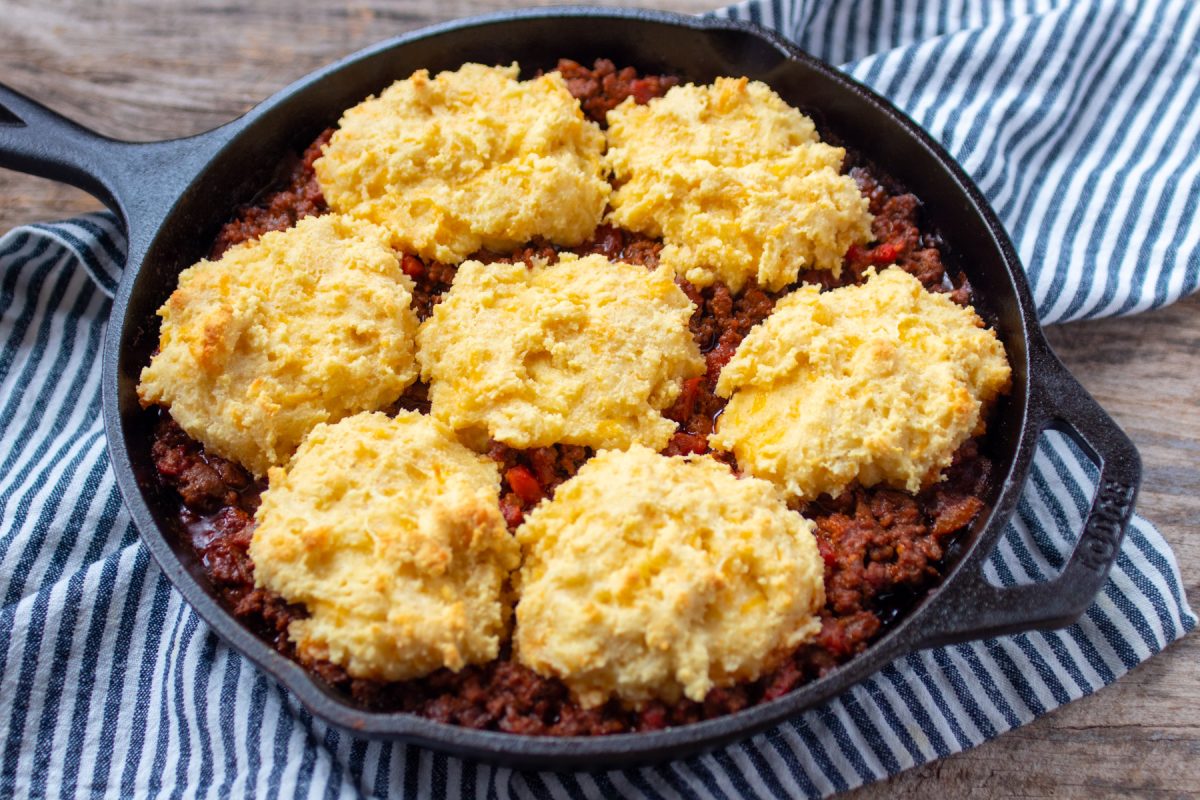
1, 1, 1196, 796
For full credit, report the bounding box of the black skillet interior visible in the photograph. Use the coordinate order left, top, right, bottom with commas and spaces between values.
0, 7, 1140, 770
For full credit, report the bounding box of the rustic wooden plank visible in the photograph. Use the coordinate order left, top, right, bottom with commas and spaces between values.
0, 1, 1194, 796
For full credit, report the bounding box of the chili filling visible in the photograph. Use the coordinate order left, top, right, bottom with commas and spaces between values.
148, 59, 992, 735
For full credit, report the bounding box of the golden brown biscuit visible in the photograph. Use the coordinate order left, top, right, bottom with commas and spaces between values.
137, 214, 420, 477
416, 253, 703, 451
710, 268, 1012, 500
249, 411, 520, 682
315, 63, 609, 264
515, 445, 824, 708
605, 76, 873, 292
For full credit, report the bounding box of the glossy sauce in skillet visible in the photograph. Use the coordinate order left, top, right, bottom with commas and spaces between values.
147, 59, 994, 735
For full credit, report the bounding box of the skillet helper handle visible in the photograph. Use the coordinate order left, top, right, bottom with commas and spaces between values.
913, 339, 1141, 650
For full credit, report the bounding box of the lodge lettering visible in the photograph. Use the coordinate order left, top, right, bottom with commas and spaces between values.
1077, 479, 1134, 574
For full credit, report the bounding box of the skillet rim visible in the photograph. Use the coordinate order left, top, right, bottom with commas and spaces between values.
101, 5, 1048, 767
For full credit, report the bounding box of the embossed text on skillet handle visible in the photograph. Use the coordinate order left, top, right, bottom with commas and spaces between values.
914, 333, 1141, 649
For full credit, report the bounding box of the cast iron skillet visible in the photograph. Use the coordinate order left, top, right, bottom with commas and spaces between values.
0, 6, 1141, 769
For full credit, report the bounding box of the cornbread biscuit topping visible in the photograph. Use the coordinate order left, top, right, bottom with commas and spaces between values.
314, 63, 609, 264
249, 411, 519, 682
416, 253, 704, 451
137, 214, 420, 477
515, 445, 824, 708
711, 268, 1012, 500
146, 59, 1010, 735
605, 77, 873, 292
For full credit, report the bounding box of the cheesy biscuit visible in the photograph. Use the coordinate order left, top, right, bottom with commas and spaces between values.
249, 411, 519, 682
711, 268, 1012, 500
315, 63, 609, 264
416, 253, 703, 451
605, 76, 873, 292
515, 445, 824, 708
137, 214, 420, 477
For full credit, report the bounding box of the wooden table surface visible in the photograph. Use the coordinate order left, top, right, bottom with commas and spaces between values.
1, 0, 1195, 796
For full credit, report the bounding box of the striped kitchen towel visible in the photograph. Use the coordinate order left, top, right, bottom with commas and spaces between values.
1, 0, 1196, 797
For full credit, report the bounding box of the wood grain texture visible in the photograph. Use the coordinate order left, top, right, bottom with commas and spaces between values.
0, 0, 1195, 796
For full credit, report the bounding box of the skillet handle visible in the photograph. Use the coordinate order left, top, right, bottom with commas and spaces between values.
912, 336, 1141, 649
0, 81, 238, 242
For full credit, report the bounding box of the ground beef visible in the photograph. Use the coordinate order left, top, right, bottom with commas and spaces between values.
660, 279, 779, 458
846, 166, 973, 304
209, 129, 333, 259
398, 255, 457, 321
392, 380, 432, 415
487, 441, 592, 528
572, 223, 663, 267
472, 237, 560, 269
146, 61, 996, 736
555, 58, 679, 124
151, 414, 253, 511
